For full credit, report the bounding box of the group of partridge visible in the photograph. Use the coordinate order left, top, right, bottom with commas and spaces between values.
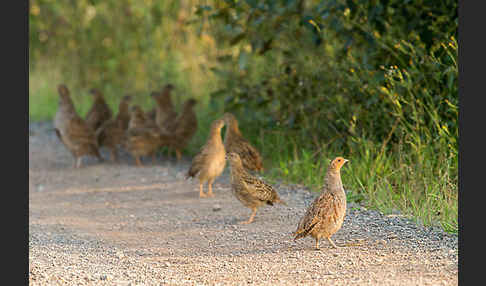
53, 83, 349, 250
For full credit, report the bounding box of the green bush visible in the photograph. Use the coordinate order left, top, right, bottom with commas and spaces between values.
196, 0, 458, 232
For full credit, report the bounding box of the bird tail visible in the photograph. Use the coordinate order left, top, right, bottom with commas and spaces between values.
94, 147, 104, 162
186, 168, 196, 180
293, 230, 306, 241
293, 221, 318, 241
277, 197, 287, 206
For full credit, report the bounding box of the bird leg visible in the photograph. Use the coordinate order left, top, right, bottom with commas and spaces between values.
240, 207, 257, 224
315, 238, 320, 250
175, 149, 182, 162
75, 157, 83, 168
199, 183, 207, 198
96, 152, 104, 162
152, 153, 157, 164
111, 149, 118, 163
135, 156, 143, 166
72, 157, 78, 168
207, 179, 215, 197
327, 237, 339, 249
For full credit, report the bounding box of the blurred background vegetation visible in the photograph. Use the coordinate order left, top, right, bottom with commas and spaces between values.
29, 0, 458, 233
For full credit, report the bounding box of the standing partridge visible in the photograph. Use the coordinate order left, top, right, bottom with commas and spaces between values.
293, 157, 349, 249
186, 118, 226, 198
95, 95, 132, 162
85, 88, 112, 131
53, 84, 103, 168
170, 98, 198, 161
227, 152, 286, 224
222, 113, 264, 172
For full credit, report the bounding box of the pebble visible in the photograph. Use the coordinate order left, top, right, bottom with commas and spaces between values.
116, 251, 125, 259
100, 274, 113, 281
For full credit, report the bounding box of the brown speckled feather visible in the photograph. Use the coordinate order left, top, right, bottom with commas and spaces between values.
227, 152, 285, 223
117, 95, 132, 131
151, 85, 178, 134
85, 89, 112, 131
169, 99, 198, 159
293, 157, 349, 248
96, 95, 132, 151
186, 118, 225, 180
237, 171, 284, 205
54, 84, 103, 167
124, 105, 173, 165
186, 118, 226, 197
223, 113, 263, 172
294, 192, 345, 239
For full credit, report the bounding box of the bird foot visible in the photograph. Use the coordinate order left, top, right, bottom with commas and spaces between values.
199, 192, 207, 198
239, 220, 253, 225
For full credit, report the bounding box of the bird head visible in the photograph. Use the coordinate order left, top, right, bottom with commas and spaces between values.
184, 98, 198, 108
149, 91, 160, 97
211, 118, 225, 131
226, 152, 243, 166
130, 105, 143, 114
329, 157, 349, 171
164, 83, 175, 91
57, 84, 69, 97
222, 112, 236, 124
89, 88, 102, 96
122, 95, 133, 102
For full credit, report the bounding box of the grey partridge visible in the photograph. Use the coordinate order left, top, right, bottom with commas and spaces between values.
293, 157, 349, 249
227, 152, 286, 224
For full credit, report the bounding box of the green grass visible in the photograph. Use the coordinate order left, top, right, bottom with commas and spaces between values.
262, 136, 457, 234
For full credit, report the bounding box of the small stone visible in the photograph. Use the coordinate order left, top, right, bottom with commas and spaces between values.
116, 251, 125, 259
37, 185, 44, 192
100, 274, 113, 281
213, 204, 222, 212
164, 261, 171, 267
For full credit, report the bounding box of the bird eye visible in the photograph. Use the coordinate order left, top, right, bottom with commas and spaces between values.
337, 159, 341, 162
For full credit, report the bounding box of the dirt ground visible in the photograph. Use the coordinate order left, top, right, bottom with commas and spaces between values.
29, 122, 458, 285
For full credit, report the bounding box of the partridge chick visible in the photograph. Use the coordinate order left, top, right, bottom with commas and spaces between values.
117, 95, 133, 131
95, 95, 132, 162
124, 105, 172, 166
145, 108, 157, 124
223, 113, 264, 172
293, 157, 349, 249
53, 84, 103, 168
227, 152, 286, 224
186, 118, 226, 198
85, 88, 113, 131
151, 84, 178, 134
170, 98, 198, 161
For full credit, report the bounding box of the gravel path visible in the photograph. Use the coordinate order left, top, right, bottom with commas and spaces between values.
29, 122, 458, 285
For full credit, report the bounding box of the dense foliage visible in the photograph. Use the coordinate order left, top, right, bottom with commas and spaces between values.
197, 0, 458, 156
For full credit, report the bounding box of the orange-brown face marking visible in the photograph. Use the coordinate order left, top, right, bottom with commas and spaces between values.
58, 84, 69, 96
330, 157, 349, 170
